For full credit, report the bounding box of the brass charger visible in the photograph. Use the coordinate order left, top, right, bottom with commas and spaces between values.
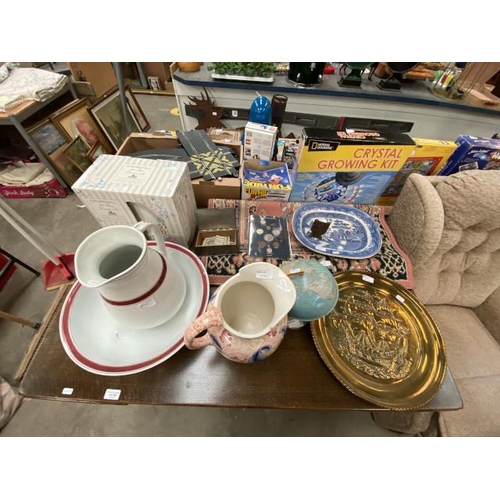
311, 271, 447, 410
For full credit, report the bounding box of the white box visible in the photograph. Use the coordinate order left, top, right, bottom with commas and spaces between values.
72, 154, 197, 247
244, 122, 278, 162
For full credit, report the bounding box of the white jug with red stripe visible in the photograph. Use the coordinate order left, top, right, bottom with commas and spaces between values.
74, 222, 186, 330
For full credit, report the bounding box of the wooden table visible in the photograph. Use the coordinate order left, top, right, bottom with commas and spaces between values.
20, 286, 462, 413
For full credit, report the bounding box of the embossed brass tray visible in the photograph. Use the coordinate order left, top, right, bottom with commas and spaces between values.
311, 271, 447, 410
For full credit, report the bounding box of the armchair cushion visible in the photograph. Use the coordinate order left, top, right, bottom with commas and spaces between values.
439, 375, 500, 437
426, 305, 500, 380
429, 171, 500, 307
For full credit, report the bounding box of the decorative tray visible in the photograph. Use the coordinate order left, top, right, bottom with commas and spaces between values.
311, 271, 447, 410
292, 203, 382, 259
211, 73, 274, 83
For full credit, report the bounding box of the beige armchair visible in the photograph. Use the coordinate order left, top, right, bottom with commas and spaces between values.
374, 170, 500, 436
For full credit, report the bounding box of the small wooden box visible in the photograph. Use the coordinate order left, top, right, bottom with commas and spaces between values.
194, 208, 238, 256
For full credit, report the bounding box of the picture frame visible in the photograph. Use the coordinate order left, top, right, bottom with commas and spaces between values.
147, 76, 161, 91
50, 98, 115, 153
125, 87, 149, 131
27, 118, 70, 156
62, 136, 92, 173
49, 145, 83, 186
89, 86, 149, 150
86, 141, 106, 162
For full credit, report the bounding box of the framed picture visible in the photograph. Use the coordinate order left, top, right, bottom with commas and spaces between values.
50, 98, 114, 153
125, 87, 149, 131
62, 136, 92, 172
49, 145, 83, 186
89, 87, 145, 150
86, 141, 106, 162
147, 76, 161, 91
27, 119, 69, 155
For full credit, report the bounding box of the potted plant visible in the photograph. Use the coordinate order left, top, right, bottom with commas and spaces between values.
208, 62, 275, 79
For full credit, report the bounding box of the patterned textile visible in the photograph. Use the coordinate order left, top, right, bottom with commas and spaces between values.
0, 67, 68, 112
201, 199, 415, 289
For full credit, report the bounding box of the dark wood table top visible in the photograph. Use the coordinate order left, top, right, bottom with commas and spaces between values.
20, 286, 462, 412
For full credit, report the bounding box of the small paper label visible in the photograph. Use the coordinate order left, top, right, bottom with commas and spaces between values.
279, 278, 291, 291
256, 270, 273, 279
110, 163, 155, 187
396, 294, 405, 303
104, 389, 121, 401
288, 318, 304, 329
138, 298, 157, 310
62, 388, 74, 395
362, 275, 375, 283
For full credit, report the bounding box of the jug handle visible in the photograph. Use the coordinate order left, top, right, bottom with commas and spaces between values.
134, 221, 167, 259
184, 307, 224, 350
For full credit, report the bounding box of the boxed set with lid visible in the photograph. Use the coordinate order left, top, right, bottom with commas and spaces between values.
72, 154, 197, 247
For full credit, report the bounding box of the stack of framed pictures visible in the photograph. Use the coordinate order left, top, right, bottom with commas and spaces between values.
27, 118, 82, 186
26, 86, 150, 186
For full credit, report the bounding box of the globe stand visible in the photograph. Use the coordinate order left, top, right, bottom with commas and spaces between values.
377, 74, 404, 91
339, 69, 363, 87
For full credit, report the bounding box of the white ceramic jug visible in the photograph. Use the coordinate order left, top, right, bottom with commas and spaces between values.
75, 222, 186, 330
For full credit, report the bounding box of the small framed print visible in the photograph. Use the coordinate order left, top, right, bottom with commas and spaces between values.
63, 136, 92, 172
86, 141, 106, 162
147, 76, 161, 91
49, 145, 82, 186
27, 119, 69, 155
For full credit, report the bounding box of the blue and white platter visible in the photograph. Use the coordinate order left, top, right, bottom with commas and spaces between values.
292, 203, 382, 259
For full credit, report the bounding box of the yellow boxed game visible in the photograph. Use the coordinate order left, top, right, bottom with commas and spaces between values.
297, 129, 416, 172
290, 129, 416, 205
377, 138, 458, 205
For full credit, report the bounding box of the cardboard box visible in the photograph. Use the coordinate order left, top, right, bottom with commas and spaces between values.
241, 163, 291, 201
72, 154, 197, 247
140, 62, 172, 90
68, 62, 117, 98
244, 122, 278, 162
276, 137, 300, 167
439, 135, 500, 176
117, 133, 242, 208
377, 138, 458, 205
207, 128, 242, 149
290, 129, 416, 205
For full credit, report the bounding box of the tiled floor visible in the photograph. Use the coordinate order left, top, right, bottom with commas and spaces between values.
0, 89, 404, 437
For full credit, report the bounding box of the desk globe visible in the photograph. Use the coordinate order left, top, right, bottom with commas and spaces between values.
280, 259, 339, 322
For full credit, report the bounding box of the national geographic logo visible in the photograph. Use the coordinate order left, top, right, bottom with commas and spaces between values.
308, 140, 339, 152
